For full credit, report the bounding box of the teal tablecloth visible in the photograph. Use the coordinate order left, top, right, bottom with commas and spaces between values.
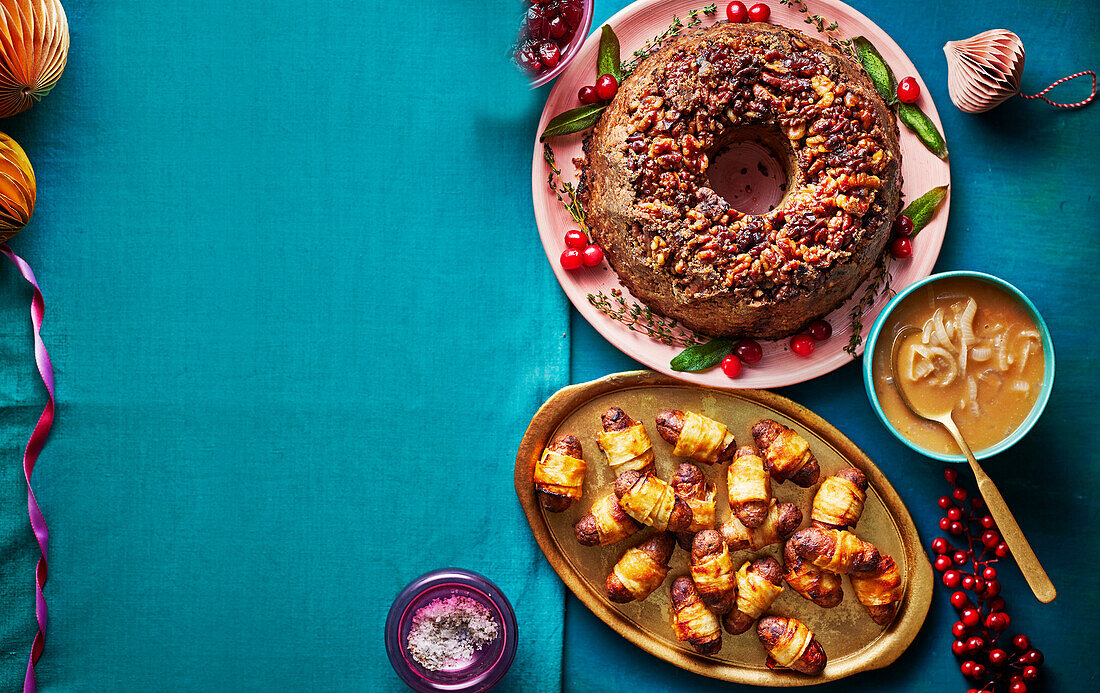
0, 0, 1095, 691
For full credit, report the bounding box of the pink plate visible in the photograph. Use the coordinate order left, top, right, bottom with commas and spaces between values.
531, 0, 951, 388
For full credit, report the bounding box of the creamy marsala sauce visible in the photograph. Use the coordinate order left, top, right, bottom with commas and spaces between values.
872, 277, 1045, 454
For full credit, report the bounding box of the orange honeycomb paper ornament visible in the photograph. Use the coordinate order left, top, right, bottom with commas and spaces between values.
0, 132, 34, 241
0, 0, 69, 118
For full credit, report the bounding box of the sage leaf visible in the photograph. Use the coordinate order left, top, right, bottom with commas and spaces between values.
852, 36, 897, 105
540, 104, 607, 141
898, 103, 949, 159
902, 185, 949, 236
670, 338, 734, 372
597, 25, 622, 82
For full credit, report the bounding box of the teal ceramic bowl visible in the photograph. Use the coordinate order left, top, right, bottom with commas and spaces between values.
862, 271, 1055, 463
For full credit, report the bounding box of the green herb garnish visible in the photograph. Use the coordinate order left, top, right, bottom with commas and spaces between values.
540, 103, 607, 141
671, 338, 734, 372
901, 185, 949, 236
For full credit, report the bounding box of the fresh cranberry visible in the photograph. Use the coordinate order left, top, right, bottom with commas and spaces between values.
953, 487, 967, 502
897, 76, 921, 104
808, 319, 832, 340
595, 73, 618, 100
950, 591, 969, 609
934, 555, 952, 571
893, 214, 914, 237
943, 570, 961, 588
735, 339, 763, 364
581, 244, 603, 267
1013, 635, 1031, 652
944, 468, 958, 484
931, 537, 950, 554
564, 229, 588, 249
538, 41, 560, 69
578, 85, 598, 104
725, 1, 748, 22
938, 496, 954, 510
721, 353, 743, 378
748, 3, 770, 22
1022, 665, 1039, 682
790, 333, 815, 356
560, 247, 582, 270
890, 237, 913, 258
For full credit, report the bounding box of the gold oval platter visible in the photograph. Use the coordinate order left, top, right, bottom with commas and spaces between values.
514, 370, 932, 686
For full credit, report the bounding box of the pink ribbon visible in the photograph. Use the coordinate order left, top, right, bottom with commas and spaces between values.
1021, 70, 1097, 109
0, 244, 53, 693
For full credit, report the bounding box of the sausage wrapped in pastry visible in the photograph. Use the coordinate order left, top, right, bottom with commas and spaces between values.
723, 557, 783, 634
574, 493, 643, 547
811, 467, 867, 529
655, 409, 736, 465
671, 576, 722, 655
783, 540, 843, 608
614, 469, 693, 533
727, 446, 771, 528
690, 530, 736, 614
751, 419, 821, 487
757, 616, 827, 675
789, 526, 881, 574
851, 556, 903, 625
671, 462, 716, 549
534, 435, 587, 512
606, 532, 675, 603
596, 407, 655, 475
718, 500, 802, 552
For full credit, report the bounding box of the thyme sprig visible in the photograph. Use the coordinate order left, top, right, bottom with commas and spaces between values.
845, 256, 895, 356
588, 289, 704, 348
621, 5, 718, 76
543, 143, 587, 233
777, 0, 854, 59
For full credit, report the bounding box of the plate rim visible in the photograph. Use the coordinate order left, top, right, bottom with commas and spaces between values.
531, 0, 952, 389
514, 370, 934, 685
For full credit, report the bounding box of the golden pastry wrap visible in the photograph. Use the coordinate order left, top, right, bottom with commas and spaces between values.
574, 493, 642, 547
769, 618, 813, 668
735, 560, 783, 619
673, 462, 716, 533
672, 411, 735, 464
752, 419, 820, 487
720, 499, 802, 551
757, 616, 827, 675
670, 576, 722, 655
811, 468, 867, 529
597, 423, 655, 474
534, 450, 586, 500
783, 540, 843, 608
851, 556, 903, 625
789, 526, 881, 575
615, 471, 692, 532
606, 533, 675, 603
689, 530, 736, 614
727, 446, 771, 528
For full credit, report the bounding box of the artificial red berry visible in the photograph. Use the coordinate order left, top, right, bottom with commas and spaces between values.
807, 319, 832, 341
961, 608, 980, 627
790, 333, 815, 356
595, 73, 618, 100
951, 639, 967, 657
1009, 683, 1027, 693
953, 487, 968, 502
965, 635, 984, 652
986, 612, 1010, 631
934, 555, 952, 572
988, 596, 1006, 612
564, 229, 588, 249
960, 661, 975, 677
560, 247, 582, 270
1022, 665, 1039, 682
939, 517, 952, 531
943, 570, 961, 588
984, 580, 1001, 597
721, 353, 743, 378
931, 537, 950, 554
982, 567, 998, 581
950, 591, 970, 609
1012, 635, 1031, 652
889, 237, 913, 258
1010, 675, 1024, 685
897, 76, 921, 104
969, 663, 986, 680
725, 1, 748, 23
951, 620, 968, 638
581, 244, 603, 267
735, 339, 763, 364
971, 497, 985, 510
947, 507, 962, 521
980, 515, 996, 529
949, 521, 964, 535
944, 468, 958, 484
988, 649, 1008, 668
1024, 649, 1043, 666
995, 541, 1010, 558
538, 41, 561, 69
893, 214, 914, 237
981, 530, 1000, 548
748, 3, 770, 22
953, 551, 968, 565
578, 85, 599, 104
961, 575, 976, 591
938, 496, 954, 510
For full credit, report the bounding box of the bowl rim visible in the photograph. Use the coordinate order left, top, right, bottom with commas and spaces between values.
862, 270, 1056, 463
529, 0, 595, 88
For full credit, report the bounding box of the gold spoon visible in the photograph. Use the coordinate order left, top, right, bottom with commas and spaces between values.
891, 327, 1056, 603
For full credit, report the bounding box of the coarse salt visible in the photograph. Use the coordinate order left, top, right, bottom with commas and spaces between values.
406, 595, 498, 672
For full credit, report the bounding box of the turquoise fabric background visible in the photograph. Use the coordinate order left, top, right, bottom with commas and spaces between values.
0, 0, 1093, 691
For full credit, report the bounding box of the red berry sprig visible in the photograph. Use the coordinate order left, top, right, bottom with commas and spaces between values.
559, 229, 603, 271
931, 468, 1044, 693
890, 214, 914, 259
789, 319, 831, 357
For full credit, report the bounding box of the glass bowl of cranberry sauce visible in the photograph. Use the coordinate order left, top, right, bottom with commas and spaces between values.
514, 0, 594, 88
